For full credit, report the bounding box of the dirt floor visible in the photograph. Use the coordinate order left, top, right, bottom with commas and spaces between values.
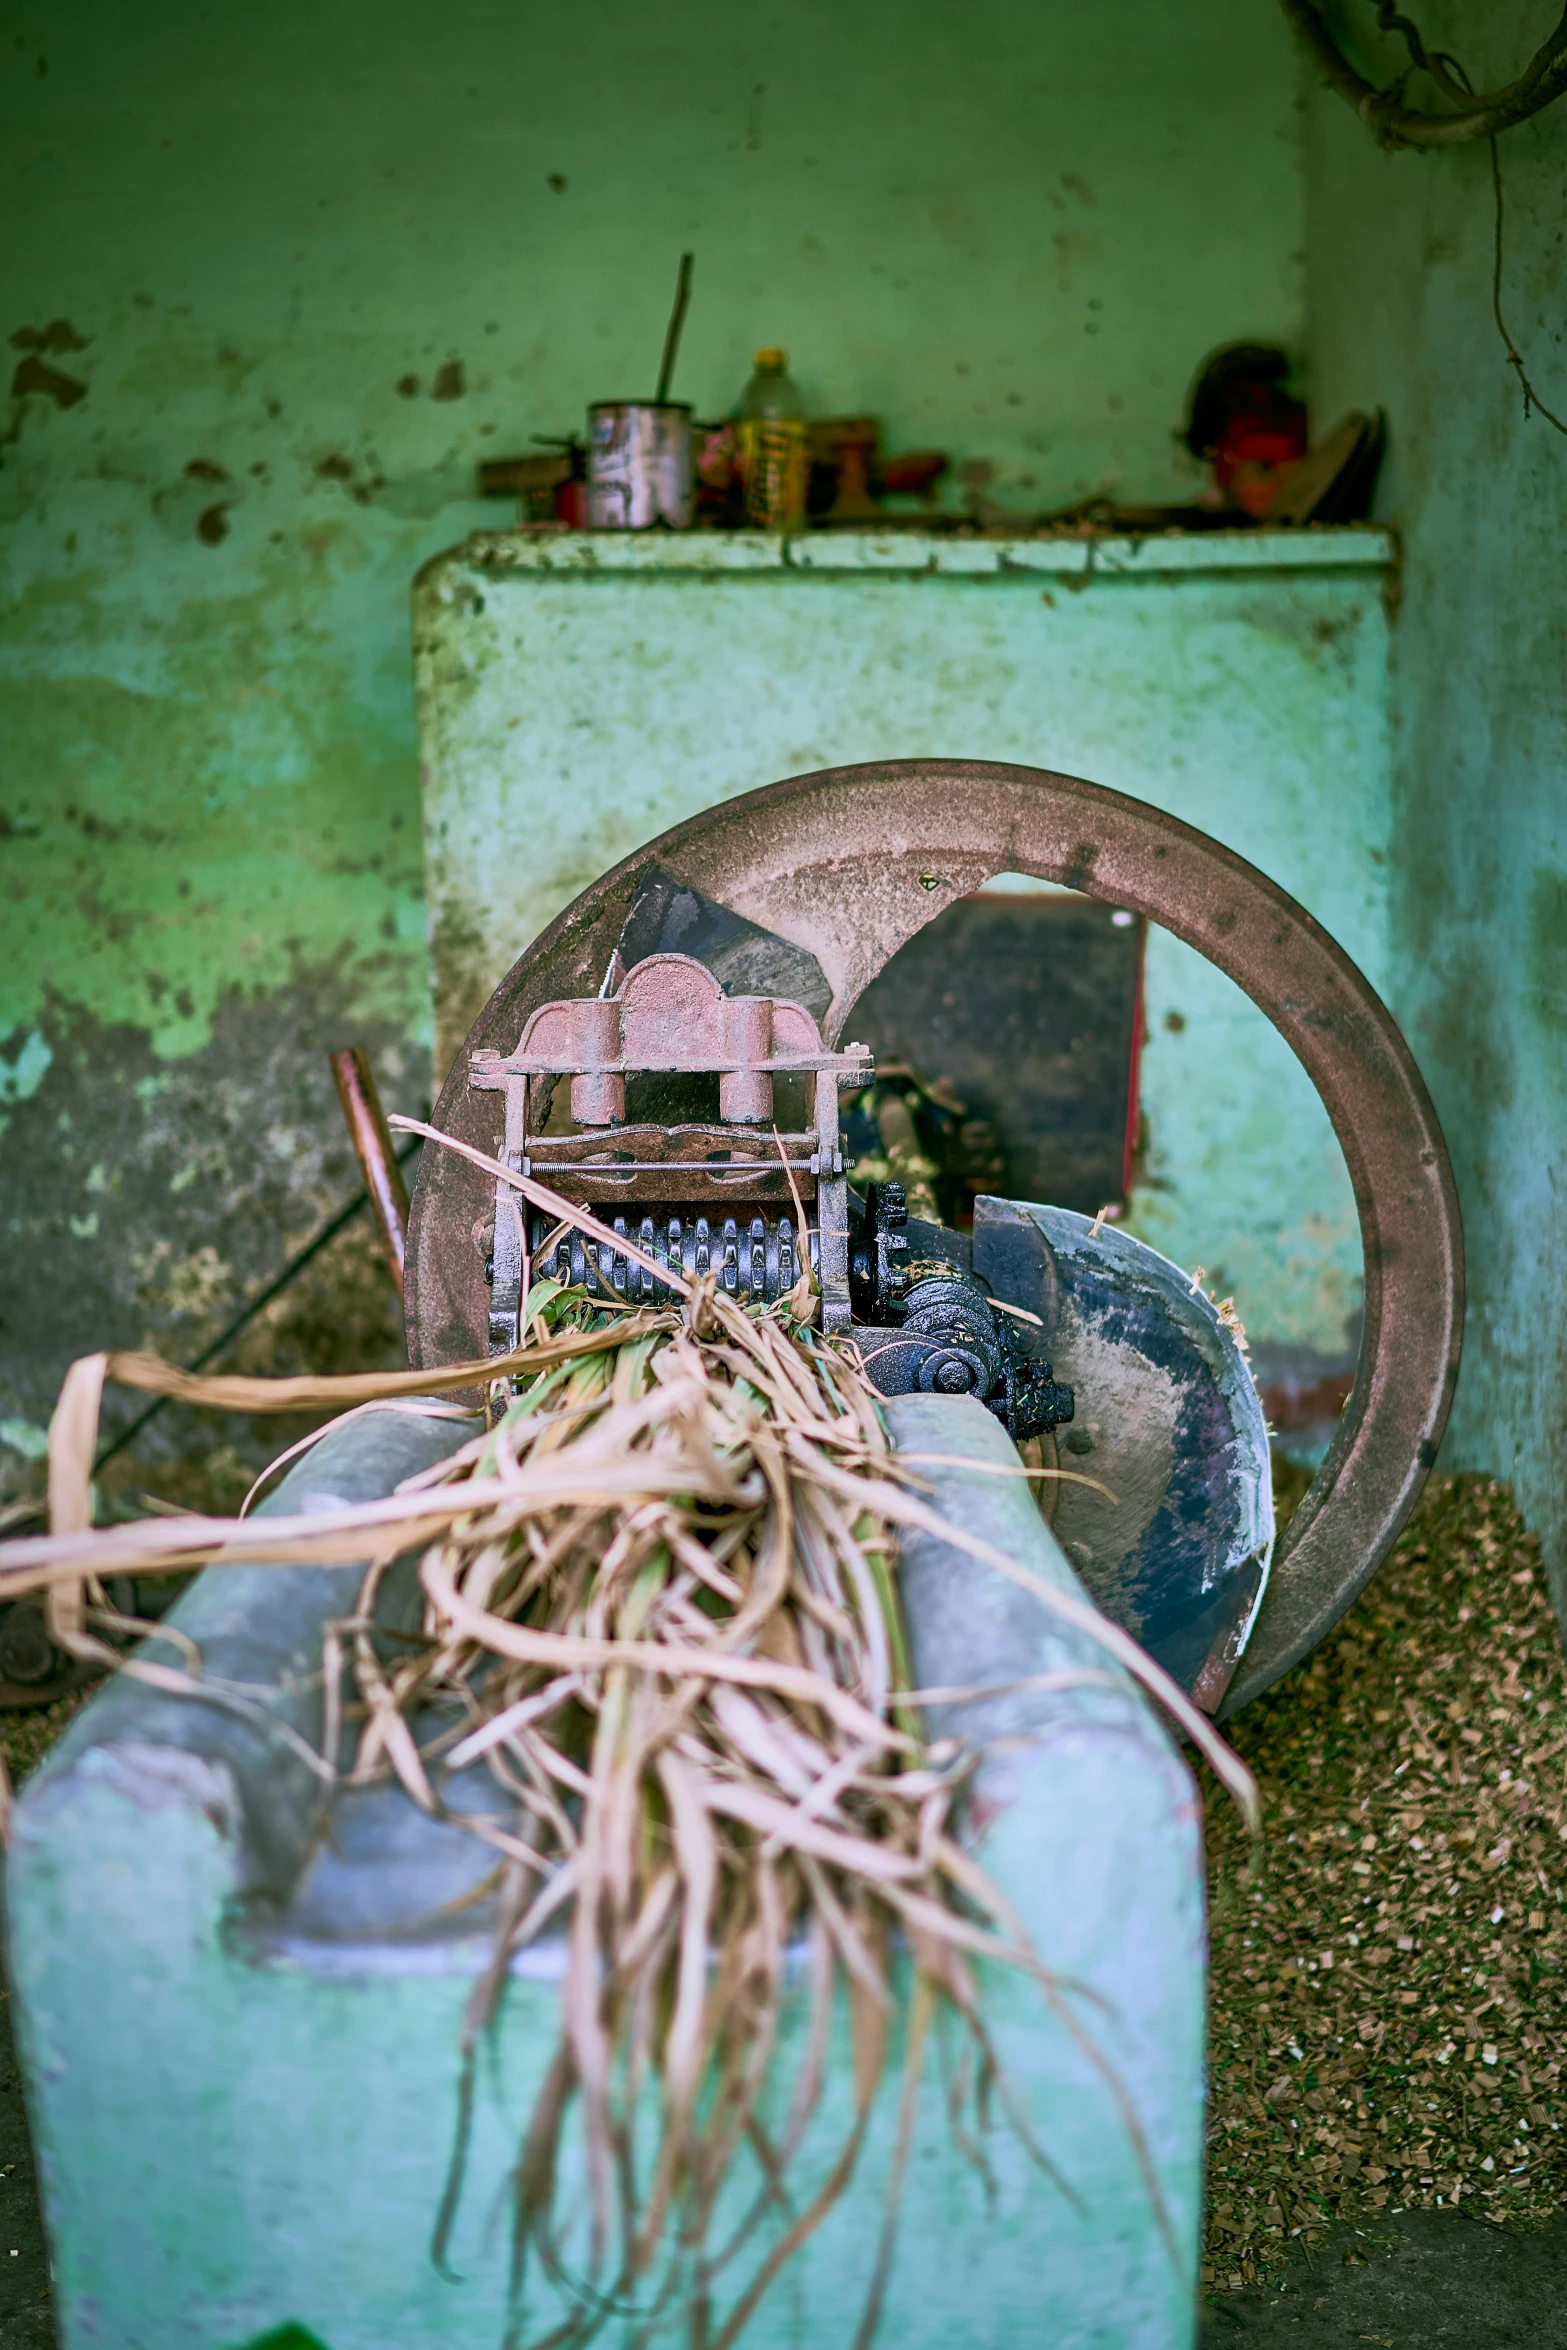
0, 1471, 1562, 2346
1201, 1474, 1566, 2293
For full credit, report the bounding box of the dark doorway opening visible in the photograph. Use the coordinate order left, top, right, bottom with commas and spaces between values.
844, 889, 1144, 1226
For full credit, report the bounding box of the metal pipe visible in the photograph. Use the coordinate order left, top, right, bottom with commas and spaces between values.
329, 1048, 411, 1298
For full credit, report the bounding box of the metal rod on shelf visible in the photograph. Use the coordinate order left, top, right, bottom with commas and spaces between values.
654, 251, 694, 406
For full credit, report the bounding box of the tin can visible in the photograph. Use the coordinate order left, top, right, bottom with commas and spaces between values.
587, 402, 695, 529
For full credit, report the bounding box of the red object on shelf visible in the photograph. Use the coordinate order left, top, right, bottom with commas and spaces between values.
554, 477, 591, 528
1184, 344, 1308, 519
878, 449, 949, 498
1214, 412, 1309, 516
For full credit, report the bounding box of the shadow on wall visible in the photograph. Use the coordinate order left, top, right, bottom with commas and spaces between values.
0, 968, 418, 1516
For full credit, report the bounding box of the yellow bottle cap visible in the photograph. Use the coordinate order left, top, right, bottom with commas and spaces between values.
754, 347, 786, 370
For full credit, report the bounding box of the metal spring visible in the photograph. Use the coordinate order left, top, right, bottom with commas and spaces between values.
532, 1212, 817, 1304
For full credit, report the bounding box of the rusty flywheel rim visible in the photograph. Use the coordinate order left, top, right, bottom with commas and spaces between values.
405, 759, 1464, 1712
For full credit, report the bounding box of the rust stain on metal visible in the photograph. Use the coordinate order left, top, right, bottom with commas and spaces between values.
467, 953, 865, 1347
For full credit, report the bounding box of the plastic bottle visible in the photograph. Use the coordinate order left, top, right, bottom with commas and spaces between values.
735, 348, 809, 530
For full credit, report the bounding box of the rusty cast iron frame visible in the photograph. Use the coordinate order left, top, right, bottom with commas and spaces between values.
469, 951, 868, 1343
406, 760, 1463, 1713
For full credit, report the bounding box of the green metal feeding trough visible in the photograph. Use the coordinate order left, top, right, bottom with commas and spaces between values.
6, 764, 1461, 2349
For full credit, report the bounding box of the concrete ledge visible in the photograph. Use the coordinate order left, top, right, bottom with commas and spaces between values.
429, 523, 1395, 585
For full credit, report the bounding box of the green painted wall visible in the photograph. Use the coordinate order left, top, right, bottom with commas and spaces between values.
1304, 5, 1567, 1606
1, 0, 1306, 1494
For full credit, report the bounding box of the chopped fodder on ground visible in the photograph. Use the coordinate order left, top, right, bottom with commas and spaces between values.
1204, 1474, 1567, 2291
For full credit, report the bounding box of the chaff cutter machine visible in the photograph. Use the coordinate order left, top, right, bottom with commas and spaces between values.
469, 944, 1075, 1449
8, 761, 1464, 2350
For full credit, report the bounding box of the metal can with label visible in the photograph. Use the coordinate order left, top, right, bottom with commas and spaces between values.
586, 402, 695, 529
